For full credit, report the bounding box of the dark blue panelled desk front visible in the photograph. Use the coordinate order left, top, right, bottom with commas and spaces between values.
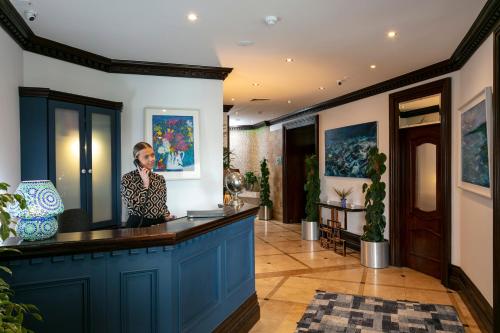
0, 204, 260, 333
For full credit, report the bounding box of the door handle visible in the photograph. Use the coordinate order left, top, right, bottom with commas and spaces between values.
81, 169, 86, 174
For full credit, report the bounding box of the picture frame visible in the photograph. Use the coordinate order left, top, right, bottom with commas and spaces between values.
457, 87, 493, 198
144, 107, 201, 180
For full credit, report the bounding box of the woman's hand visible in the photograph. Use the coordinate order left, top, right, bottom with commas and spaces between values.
138, 167, 150, 189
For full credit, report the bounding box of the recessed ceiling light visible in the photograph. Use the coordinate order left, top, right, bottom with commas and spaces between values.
258, 111, 263, 115
285, 58, 294, 63
370, 64, 376, 69
387, 31, 397, 38
238, 40, 254, 46
187, 13, 198, 22
235, 111, 239, 115
231, 98, 235, 101
319, 86, 325, 90
252, 83, 261, 87
287, 100, 292, 104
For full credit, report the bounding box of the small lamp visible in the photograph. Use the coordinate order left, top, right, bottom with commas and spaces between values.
10, 180, 64, 241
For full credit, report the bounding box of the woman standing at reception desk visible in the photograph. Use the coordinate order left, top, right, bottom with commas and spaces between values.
121, 142, 171, 228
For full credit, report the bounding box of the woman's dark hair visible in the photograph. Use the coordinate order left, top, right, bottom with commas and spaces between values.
133, 142, 153, 158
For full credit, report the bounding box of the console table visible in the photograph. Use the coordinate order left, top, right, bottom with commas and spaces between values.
317, 201, 366, 255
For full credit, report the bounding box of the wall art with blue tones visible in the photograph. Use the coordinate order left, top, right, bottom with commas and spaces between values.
325, 121, 378, 178
144, 108, 200, 180
458, 87, 493, 198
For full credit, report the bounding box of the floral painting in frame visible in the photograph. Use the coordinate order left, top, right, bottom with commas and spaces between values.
144, 108, 200, 180
458, 87, 493, 198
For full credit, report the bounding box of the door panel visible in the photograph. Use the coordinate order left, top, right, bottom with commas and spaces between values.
49, 101, 86, 212
401, 124, 442, 279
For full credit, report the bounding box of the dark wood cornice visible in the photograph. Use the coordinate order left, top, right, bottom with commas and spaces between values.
230, 121, 270, 131
234, 0, 499, 129
223, 104, 234, 113
0, 0, 232, 80
449, 265, 493, 333
19, 87, 123, 110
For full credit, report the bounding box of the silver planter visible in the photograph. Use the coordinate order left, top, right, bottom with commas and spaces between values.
301, 220, 319, 240
258, 206, 273, 220
360, 240, 389, 268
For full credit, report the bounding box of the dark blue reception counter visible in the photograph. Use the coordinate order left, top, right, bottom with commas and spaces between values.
0, 204, 260, 333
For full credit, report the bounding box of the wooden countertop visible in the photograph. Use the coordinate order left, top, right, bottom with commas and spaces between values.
0, 204, 259, 259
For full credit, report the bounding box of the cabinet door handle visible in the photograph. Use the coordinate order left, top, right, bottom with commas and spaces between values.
88, 169, 93, 174
81, 169, 86, 174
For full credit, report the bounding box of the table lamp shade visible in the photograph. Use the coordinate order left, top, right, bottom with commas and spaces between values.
10, 180, 64, 241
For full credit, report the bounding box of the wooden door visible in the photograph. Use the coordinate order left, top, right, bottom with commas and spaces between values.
400, 124, 442, 279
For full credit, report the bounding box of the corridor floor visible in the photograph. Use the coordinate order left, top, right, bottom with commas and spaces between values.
249, 219, 481, 333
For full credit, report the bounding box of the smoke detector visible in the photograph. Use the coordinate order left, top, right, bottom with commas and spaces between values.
264, 15, 279, 26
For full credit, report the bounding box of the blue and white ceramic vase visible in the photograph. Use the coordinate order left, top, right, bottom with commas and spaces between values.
341, 198, 347, 208
9, 180, 64, 241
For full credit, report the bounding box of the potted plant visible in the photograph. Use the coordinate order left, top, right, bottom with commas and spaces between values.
258, 158, 273, 220
302, 155, 320, 240
361, 148, 389, 268
244, 171, 259, 192
333, 187, 353, 208
0, 182, 42, 330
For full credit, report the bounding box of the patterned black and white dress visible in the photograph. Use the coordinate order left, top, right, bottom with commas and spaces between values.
121, 170, 170, 227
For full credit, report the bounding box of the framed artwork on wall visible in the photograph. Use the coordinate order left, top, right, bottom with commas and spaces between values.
325, 121, 378, 178
458, 87, 493, 198
144, 107, 200, 180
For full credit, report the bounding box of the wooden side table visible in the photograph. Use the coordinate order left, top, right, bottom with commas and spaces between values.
317, 201, 366, 256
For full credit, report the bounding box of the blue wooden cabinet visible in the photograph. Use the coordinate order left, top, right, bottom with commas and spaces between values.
5, 215, 257, 333
19, 87, 122, 228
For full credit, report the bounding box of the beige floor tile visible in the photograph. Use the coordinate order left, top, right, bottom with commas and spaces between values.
402, 268, 447, 291
270, 240, 324, 254
255, 276, 284, 299
255, 254, 308, 274
450, 292, 480, 328
254, 223, 289, 234
271, 276, 360, 304
298, 267, 365, 283
289, 250, 359, 268
250, 299, 305, 333
257, 231, 302, 242
365, 266, 406, 288
404, 288, 452, 305
363, 284, 406, 300
255, 243, 284, 256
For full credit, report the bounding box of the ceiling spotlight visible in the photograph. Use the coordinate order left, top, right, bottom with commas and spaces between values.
285, 58, 294, 63
238, 40, 254, 46
235, 111, 239, 115
187, 13, 198, 22
287, 100, 292, 104
258, 111, 263, 115
264, 15, 279, 25
252, 83, 261, 87
231, 98, 235, 101
370, 64, 376, 69
319, 86, 325, 90
387, 31, 397, 38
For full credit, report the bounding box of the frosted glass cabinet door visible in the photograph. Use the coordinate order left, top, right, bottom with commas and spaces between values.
89, 112, 113, 223
54, 108, 84, 210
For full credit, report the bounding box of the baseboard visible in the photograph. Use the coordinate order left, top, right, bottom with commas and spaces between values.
340, 229, 361, 252
448, 265, 493, 332
214, 292, 260, 333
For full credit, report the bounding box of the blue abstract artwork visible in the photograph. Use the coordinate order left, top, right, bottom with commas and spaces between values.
461, 100, 490, 187
325, 122, 377, 178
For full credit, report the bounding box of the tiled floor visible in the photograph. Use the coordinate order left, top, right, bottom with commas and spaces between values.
250, 219, 481, 333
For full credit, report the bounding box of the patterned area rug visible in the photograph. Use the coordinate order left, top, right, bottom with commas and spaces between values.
295, 291, 465, 333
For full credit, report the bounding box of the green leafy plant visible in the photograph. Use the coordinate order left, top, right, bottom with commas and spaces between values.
333, 187, 353, 200
259, 159, 273, 208
244, 171, 258, 191
223, 148, 236, 170
361, 148, 387, 242
304, 155, 320, 221
0, 182, 42, 332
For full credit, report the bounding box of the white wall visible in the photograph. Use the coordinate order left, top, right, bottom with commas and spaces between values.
0, 28, 23, 187
455, 35, 493, 305
23, 52, 223, 218
317, 35, 493, 305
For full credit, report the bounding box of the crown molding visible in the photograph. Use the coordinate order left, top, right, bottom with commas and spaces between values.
0, 0, 232, 80
19, 87, 123, 110
231, 0, 499, 130
223, 104, 234, 113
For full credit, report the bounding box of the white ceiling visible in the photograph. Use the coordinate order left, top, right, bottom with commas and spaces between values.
11, 0, 486, 126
